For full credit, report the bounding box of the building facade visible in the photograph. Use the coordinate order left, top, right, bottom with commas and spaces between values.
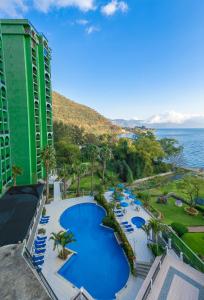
0, 27, 12, 194
0, 19, 53, 186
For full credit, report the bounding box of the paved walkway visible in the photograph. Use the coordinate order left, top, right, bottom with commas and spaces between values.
54, 181, 62, 202
188, 226, 204, 233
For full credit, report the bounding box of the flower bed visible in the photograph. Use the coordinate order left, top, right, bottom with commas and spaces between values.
184, 207, 199, 216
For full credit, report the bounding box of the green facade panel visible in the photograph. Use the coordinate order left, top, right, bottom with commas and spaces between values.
0, 19, 53, 186
0, 27, 12, 194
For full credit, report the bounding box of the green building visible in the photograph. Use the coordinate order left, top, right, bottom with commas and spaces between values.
0, 19, 53, 186
0, 28, 12, 194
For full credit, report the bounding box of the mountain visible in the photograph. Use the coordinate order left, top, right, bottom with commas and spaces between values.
112, 119, 144, 128
52, 91, 121, 135
112, 111, 204, 129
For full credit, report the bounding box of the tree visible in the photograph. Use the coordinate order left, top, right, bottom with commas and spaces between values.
82, 144, 99, 195
176, 175, 203, 207
142, 223, 151, 242
148, 218, 165, 254
72, 162, 88, 196
12, 165, 22, 186
41, 145, 56, 202
58, 164, 72, 198
139, 191, 151, 208
55, 140, 80, 167
50, 230, 76, 260
100, 146, 112, 183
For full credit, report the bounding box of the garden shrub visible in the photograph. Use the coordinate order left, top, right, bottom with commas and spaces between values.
42, 207, 46, 217
149, 243, 164, 256
171, 222, 188, 237
95, 193, 135, 275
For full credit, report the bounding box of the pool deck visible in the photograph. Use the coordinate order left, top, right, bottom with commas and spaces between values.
37, 195, 149, 300
104, 191, 154, 263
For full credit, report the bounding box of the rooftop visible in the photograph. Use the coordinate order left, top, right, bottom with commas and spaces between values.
0, 184, 44, 246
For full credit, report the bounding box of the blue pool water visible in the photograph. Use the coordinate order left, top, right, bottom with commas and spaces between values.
58, 203, 129, 300
131, 217, 146, 228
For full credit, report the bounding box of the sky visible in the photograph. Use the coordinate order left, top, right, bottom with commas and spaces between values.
0, 0, 204, 123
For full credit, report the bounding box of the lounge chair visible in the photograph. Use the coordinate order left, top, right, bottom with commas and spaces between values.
34, 243, 46, 249
36, 236, 47, 241
121, 221, 128, 225
34, 248, 46, 255
116, 214, 124, 217
35, 239, 46, 245
124, 224, 132, 228
32, 255, 44, 262
39, 220, 49, 225
33, 260, 44, 267
126, 228, 134, 232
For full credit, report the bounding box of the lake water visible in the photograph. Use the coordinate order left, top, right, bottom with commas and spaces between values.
156, 128, 204, 169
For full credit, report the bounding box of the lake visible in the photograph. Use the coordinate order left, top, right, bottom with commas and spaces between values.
156, 128, 204, 169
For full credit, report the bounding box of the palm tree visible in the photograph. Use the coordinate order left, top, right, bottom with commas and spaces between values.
41, 145, 56, 203
50, 230, 76, 260
142, 223, 151, 242
50, 231, 61, 254
12, 165, 22, 186
59, 164, 71, 198
148, 218, 165, 254
100, 146, 112, 183
72, 162, 88, 196
82, 144, 99, 195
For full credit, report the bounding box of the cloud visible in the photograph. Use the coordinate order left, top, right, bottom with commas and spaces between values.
85, 25, 100, 34
0, 0, 28, 17
76, 19, 89, 25
146, 111, 204, 126
101, 0, 128, 16
33, 0, 95, 13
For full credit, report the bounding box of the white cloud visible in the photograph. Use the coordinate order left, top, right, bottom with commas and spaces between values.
33, 0, 95, 13
76, 19, 89, 25
101, 0, 128, 16
0, 0, 28, 17
147, 111, 204, 125
85, 25, 100, 34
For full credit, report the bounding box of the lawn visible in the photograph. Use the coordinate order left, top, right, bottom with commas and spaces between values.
182, 233, 204, 258
150, 196, 204, 226
70, 174, 102, 192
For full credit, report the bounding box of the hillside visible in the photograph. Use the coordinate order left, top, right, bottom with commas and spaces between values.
52, 91, 122, 135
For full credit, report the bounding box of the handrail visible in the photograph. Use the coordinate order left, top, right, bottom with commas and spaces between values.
136, 253, 166, 300
23, 247, 58, 300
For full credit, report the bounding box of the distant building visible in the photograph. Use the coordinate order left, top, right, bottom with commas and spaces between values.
0, 19, 53, 187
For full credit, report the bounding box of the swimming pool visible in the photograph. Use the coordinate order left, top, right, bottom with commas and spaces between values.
58, 203, 129, 299
131, 216, 146, 228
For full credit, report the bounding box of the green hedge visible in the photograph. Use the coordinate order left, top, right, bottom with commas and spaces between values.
171, 222, 188, 237
95, 193, 135, 275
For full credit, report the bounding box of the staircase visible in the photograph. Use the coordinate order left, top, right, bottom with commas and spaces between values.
135, 261, 152, 278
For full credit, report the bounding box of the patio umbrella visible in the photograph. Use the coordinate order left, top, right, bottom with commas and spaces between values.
129, 194, 136, 199
134, 200, 142, 206
117, 183, 124, 189
119, 196, 125, 201
120, 202, 129, 207
109, 187, 115, 192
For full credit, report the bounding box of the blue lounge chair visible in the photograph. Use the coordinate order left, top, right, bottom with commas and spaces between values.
41, 217, 50, 221
41, 216, 50, 219
32, 255, 44, 262
36, 236, 47, 241
126, 228, 134, 232
116, 214, 124, 217
34, 243, 46, 249
124, 224, 132, 228
39, 221, 48, 225
35, 239, 46, 245
33, 260, 44, 267
121, 221, 128, 225
34, 248, 46, 255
